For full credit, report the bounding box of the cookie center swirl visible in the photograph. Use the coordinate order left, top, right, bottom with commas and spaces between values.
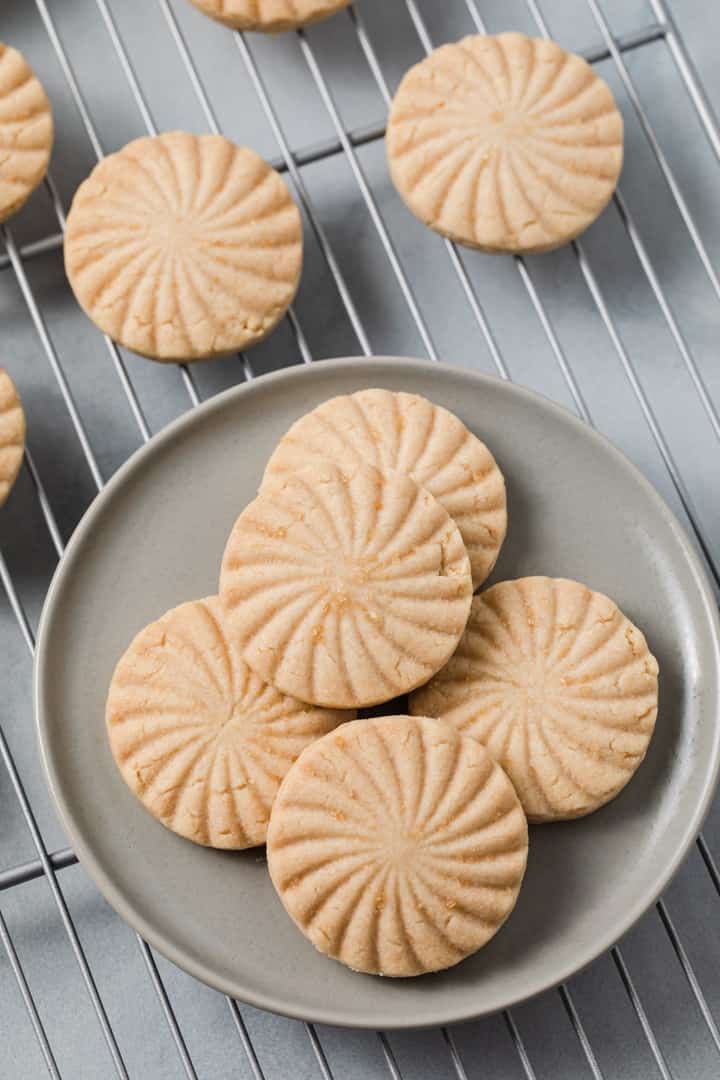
517, 657, 550, 721
382, 827, 420, 867
484, 108, 533, 140
324, 560, 373, 609
150, 213, 198, 252
523, 682, 546, 715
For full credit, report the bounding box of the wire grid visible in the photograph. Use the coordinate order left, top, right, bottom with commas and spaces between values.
0, 0, 719, 1076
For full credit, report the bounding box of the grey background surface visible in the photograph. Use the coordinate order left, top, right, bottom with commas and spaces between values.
1, 0, 719, 1078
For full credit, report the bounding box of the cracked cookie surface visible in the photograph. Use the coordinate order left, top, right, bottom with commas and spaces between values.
220, 460, 473, 708
64, 132, 302, 361
106, 596, 352, 848
411, 577, 658, 822
267, 714, 528, 975
387, 32, 623, 253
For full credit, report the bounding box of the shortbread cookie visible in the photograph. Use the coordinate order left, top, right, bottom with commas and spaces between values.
220, 461, 473, 708
262, 389, 506, 588
0, 368, 25, 506
268, 714, 528, 976
106, 597, 352, 849
411, 577, 658, 822
0, 43, 53, 224
188, 0, 350, 32
387, 33, 623, 253
64, 132, 302, 361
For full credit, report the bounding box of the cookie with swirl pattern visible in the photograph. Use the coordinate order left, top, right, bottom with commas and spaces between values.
267, 714, 528, 976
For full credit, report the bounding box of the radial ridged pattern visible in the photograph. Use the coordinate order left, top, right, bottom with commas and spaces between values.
106, 597, 353, 849
220, 460, 473, 708
411, 577, 659, 822
64, 132, 302, 361
262, 389, 506, 589
267, 715, 528, 976
188, 0, 350, 31
0, 368, 25, 507
0, 42, 53, 224
387, 32, 624, 253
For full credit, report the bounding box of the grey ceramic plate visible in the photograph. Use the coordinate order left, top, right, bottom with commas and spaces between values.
36, 357, 720, 1029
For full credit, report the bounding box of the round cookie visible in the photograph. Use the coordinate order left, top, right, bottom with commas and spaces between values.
0, 368, 25, 506
267, 714, 528, 976
64, 132, 302, 361
262, 389, 507, 589
106, 597, 353, 849
410, 577, 659, 822
220, 460, 473, 708
187, 0, 351, 32
0, 42, 53, 224
386, 33, 624, 254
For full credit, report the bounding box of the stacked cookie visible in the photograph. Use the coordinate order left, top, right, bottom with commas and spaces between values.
107, 388, 658, 977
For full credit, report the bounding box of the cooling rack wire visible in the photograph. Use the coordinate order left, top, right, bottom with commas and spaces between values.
1, 0, 719, 1077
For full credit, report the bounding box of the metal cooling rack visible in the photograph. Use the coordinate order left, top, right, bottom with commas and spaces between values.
1, 0, 719, 1077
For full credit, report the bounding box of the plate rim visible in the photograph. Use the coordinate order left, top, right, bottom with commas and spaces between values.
34, 355, 720, 1029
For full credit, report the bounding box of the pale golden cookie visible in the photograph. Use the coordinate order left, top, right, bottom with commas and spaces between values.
0, 368, 25, 506
188, 0, 351, 32
220, 460, 473, 708
262, 389, 506, 589
64, 132, 302, 361
106, 597, 352, 849
410, 577, 658, 822
0, 43, 53, 224
267, 715, 528, 976
387, 33, 624, 253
